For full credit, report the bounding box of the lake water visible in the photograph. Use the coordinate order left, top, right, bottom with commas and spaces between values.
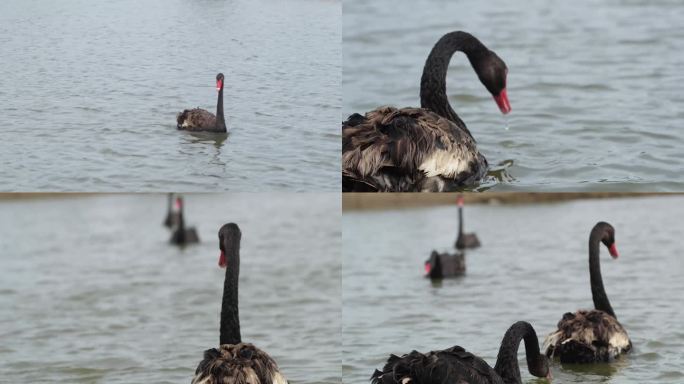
343, 196, 684, 383
343, 0, 684, 191
0, 0, 340, 191
0, 194, 341, 383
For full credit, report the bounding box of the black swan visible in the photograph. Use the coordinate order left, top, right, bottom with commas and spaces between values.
342, 31, 510, 192
169, 196, 199, 245
177, 73, 227, 133
192, 223, 288, 384
372, 321, 551, 384
163, 193, 179, 229
424, 250, 465, 279
455, 195, 481, 250
543, 222, 632, 363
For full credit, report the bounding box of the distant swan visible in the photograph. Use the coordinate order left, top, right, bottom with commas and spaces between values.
543, 222, 632, 363
169, 196, 199, 245
177, 73, 227, 133
372, 321, 551, 384
455, 195, 480, 249
192, 224, 288, 384
424, 250, 465, 279
342, 31, 510, 192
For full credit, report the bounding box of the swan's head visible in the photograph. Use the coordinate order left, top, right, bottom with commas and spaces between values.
173, 197, 183, 212
456, 195, 465, 207
529, 355, 552, 381
473, 51, 510, 114
216, 73, 225, 92
218, 223, 241, 268
424, 251, 440, 277
597, 222, 619, 258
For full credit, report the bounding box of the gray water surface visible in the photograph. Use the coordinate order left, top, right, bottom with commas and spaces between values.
343, 0, 684, 191
0, 194, 341, 383
0, 0, 340, 191
343, 196, 684, 383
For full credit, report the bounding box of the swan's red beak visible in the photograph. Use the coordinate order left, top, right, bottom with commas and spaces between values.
493, 89, 511, 114
424, 262, 431, 275
609, 243, 619, 258
457, 195, 464, 207
216, 79, 223, 92
218, 251, 227, 268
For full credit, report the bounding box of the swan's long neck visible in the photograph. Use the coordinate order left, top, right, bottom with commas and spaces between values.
420, 31, 487, 133
493, 321, 541, 384
589, 229, 616, 318
220, 238, 241, 345
216, 87, 226, 130
458, 206, 464, 235
178, 200, 185, 233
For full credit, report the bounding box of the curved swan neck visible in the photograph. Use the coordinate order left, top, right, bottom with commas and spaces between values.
589, 229, 616, 318
494, 322, 541, 384
216, 87, 226, 130
458, 206, 464, 235
420, 31, 487, 132
220, 237, 241, 345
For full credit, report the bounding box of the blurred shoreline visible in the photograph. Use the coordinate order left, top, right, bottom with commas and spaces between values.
0, 193, 100, 201
342, 192, 675, 211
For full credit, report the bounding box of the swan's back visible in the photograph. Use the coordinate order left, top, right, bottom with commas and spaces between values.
342, 106, 487, 192
170, 227, 199, 245
543, 309, 631, 363
177, 108, 217, 131
372, 346, 503, 384
192, 343, 288, 384
456, 233, 481, 250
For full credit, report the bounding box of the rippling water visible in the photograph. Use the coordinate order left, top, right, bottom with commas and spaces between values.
343, 196, 684, 383
0, 0, 340, 191
0, 194, 341, 383
343, 0, 684, 191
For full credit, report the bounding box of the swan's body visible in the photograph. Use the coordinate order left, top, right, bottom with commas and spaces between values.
192, 223, 287, 384
456, 233, 481, 250
169, 196, 199, 245
455, 196, 480, 249
372, 321, 550, 384
543, 222, 632, 363
178, 73, 227, 133
193, 343, 287, 384
543, 310, 631, 363
425, 250, 465, 278
342, 31, 510, 192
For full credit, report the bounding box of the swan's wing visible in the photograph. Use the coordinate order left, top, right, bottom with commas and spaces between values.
371, 346, 501, 384
437, 252, 466, 276
192, 343, 287, 384
342, 106, 486, 191
185, 228, 200, 243
464, 234, 481, 248
177, 108, 217, 131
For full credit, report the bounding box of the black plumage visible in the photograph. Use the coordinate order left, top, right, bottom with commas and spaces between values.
371, 321, 550, 384
177, 73, 227, 133
192, 224, 287, 384
342, 31, 510, 192
543, 222, 632, 363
